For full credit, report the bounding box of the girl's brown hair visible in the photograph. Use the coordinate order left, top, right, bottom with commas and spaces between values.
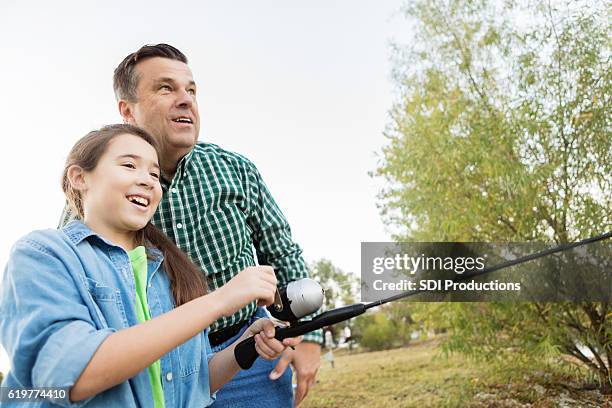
61, 124, 207, 305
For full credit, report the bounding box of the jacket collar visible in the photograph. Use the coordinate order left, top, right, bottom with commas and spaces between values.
62, 220, 163, 261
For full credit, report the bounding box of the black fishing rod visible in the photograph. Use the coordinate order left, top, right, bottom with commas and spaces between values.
234, 231, 612, 369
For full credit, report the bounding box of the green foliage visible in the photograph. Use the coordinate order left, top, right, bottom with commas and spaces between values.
377, 0, 611, 393
380, 0, 610, 242
309, 259, 358, 343
357, 312, 396, 351
353, 302, 416, 350
309, 259, 358, 310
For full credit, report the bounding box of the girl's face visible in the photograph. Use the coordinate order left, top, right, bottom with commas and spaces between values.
79, 133, 162, 239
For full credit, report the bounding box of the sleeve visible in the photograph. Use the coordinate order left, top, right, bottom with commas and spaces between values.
203, 329, 217, 402
204, 329, 214, 363
0, 238, 115, 407
245, 165, 323, 345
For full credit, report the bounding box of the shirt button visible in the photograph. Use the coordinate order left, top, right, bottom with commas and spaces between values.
171, 188, 178, 194
176, 223, 183, 229
148, 283, 152, 288
166, 372, 173, 382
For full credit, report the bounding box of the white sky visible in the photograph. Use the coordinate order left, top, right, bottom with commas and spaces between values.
0, 1, 413, 375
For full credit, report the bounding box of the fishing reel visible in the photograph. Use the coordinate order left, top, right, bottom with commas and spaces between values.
267, 278, 325, 323
236, 277, 364, 370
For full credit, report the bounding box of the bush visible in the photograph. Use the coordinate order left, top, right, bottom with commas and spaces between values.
354, 303, 419, 351
359, 313, 396, 351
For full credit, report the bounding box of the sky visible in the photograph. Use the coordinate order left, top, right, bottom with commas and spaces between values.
0, 1, 413, 374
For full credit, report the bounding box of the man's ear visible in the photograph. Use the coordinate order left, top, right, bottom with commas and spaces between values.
118, 100, 136, 125
66, 165, 88, 192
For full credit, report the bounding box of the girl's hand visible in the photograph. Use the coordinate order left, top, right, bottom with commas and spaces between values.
215, 266, 277, 317
243, 318, 302, 361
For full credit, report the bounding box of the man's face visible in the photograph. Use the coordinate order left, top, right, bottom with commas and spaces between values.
127, 57, 200, 164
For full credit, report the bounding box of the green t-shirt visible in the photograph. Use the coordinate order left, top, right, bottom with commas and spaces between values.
127, 246, 165, 408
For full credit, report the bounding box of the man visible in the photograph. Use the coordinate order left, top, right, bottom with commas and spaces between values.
61, 43, 321, 406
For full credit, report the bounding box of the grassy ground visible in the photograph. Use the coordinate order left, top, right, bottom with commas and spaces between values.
301, 339, 611, 408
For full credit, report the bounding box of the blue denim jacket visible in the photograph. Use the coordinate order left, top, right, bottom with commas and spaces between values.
0, 221, 214, 407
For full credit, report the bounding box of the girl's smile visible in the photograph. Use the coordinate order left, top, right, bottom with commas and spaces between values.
126, 193, 152, 211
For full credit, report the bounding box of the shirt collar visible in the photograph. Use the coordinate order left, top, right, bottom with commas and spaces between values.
179, 146, 196, 168
164, 146, 196, 185
62, 220, 99, 245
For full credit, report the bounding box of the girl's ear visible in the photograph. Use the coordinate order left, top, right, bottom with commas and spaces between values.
66, 165, 88, 192
118, 100, 136, 125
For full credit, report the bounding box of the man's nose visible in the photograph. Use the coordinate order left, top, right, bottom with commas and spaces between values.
175, 88, 194, 108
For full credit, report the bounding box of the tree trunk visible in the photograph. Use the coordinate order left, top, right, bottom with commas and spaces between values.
599, 376, 612, 395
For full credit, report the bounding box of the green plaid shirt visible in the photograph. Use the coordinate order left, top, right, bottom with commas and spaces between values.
60, 142, 322, 344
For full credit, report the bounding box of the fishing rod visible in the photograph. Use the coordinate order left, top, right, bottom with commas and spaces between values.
234, 231, 612, 369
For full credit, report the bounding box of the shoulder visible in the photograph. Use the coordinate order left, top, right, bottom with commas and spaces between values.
11, 229, 70, 256
5, 229, 76, 285
192, 142, 259, 174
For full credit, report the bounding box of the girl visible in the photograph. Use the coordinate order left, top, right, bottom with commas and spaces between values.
0, 124, 300, 407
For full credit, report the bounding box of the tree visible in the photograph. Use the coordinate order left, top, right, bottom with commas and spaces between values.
353, 301, 417, 351
309, 259, 358, 310
376, 0, 611, 393
355, 311, 396, 351
309, 259, 358, 344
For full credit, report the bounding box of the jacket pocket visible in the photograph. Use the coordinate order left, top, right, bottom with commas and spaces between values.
84, 276, 129, 329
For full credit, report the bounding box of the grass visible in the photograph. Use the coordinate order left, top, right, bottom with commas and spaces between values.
301, 339, 611, 408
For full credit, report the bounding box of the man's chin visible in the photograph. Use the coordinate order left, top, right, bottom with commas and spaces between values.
168, 130, 198, 147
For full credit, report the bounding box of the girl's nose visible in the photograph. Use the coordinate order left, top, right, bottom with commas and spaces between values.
137, 172, 155, 188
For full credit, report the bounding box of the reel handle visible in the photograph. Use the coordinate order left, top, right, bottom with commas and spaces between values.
234, 304, 367, 369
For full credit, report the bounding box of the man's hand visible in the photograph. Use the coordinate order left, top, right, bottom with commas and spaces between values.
269, 341, 321, 407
